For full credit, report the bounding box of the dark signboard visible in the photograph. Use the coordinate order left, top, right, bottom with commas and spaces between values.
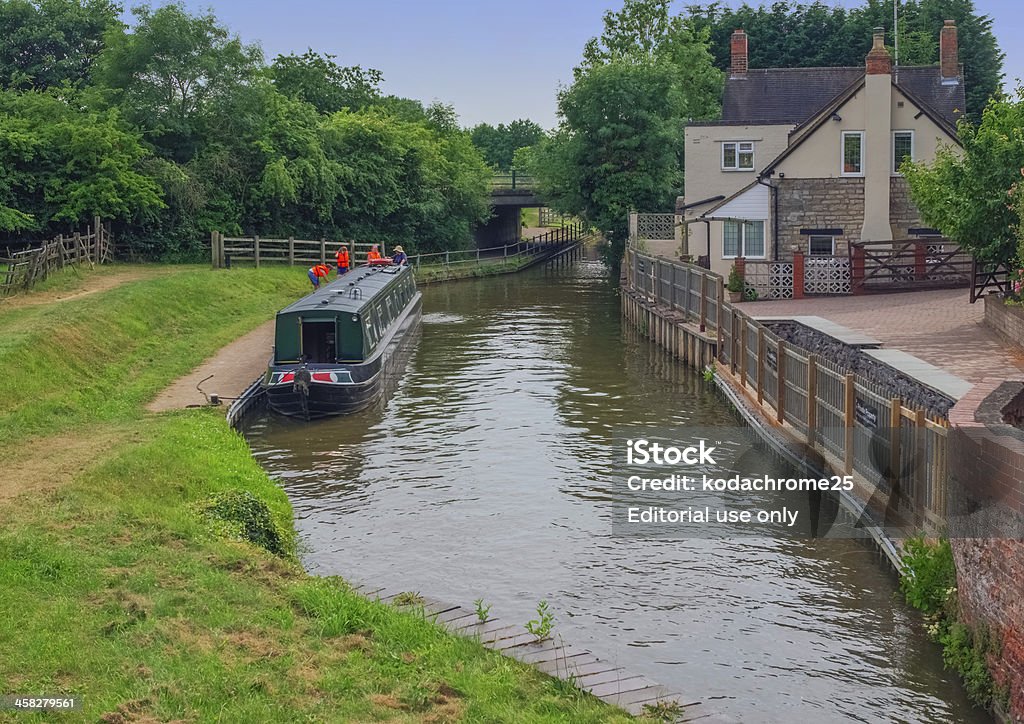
855, 398, 878, 429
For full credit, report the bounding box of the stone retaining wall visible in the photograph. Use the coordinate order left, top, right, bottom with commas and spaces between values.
985, 295, 1024, 351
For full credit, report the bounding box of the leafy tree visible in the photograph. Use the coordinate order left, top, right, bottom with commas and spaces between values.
268, 49, 381, 114
579, 0, 722, 119
470, 119, 544, 171
526, 61, 691, 262
0, 89, 162, 231
0, 0, 122, 90
902, 86, 1024, 264
686, 0, 1003, 121
527, 0, 720, 264
95, 2, 263, 161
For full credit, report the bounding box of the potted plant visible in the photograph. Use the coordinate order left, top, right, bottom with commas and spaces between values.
727, 264, 744, 303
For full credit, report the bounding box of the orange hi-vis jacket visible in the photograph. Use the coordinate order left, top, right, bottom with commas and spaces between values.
367, 249, 382, 261
311, 264, 331, 279
336, 247, 350, 266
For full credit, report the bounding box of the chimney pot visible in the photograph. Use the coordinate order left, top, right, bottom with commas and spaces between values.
730, 29, 748, 78
940, 20, 959, 82
865, 27, 892, 75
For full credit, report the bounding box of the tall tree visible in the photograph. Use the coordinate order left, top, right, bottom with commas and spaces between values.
902, 86, 1024, 264
470, 119, 544, 171
686, 0, 1003, 121
268, 49, 381, 114
0, 0, 122, 90
528, 0, 721, 264
527, 61, 693, 262
0, 88, 163, 231
95, 2, 263, 161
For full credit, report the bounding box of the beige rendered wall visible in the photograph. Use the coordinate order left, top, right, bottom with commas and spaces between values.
683, 123, 792, 221
773, 85, 958, 180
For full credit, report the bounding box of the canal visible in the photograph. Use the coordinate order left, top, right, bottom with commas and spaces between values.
243, 254, 988, 723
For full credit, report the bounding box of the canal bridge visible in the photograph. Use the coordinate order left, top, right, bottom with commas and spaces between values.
475, 172, 543, 248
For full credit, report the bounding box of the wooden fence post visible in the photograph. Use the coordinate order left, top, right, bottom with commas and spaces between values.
211, 231, 219, 269
915, 409, 927, 518
93, 215, 102, 264
740, 318, 748, 388
807, 355, 818, 446
776, 340, 786, 423
844, 374, 856, 473
716, 278, 724, 353
699, 272, 707, 332
756, 327, 765, 404
254, 235, 261, 269
288, 237, 295, 266
890, 399, 902, 502
320, 238, 327, 264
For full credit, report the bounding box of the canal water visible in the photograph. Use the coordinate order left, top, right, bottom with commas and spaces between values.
243, 255, 988, 723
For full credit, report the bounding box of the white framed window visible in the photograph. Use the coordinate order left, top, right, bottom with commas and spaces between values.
892, 130, 914, 174
841, 131, 864, 176
722, 141, 754, 171
723, 220, 766, 258
808, 235, 835, 256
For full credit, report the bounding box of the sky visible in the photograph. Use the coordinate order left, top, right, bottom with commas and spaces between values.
161, 0, 1023, 129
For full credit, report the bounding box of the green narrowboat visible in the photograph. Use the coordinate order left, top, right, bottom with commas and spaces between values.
262, 263, 421, 419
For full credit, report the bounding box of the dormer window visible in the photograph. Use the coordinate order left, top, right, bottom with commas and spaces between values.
722, 142, 754, 171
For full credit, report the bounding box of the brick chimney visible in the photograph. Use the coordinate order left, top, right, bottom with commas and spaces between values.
940, 19, 959, 84
865, 27, 892, 75
730, 29, 748, 78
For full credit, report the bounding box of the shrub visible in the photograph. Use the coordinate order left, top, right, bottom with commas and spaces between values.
899, 536, 955, 615
726, 263, 743, 293
198, 489, 288, 556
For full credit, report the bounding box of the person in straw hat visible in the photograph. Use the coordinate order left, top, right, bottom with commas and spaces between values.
391, 245, 408, 266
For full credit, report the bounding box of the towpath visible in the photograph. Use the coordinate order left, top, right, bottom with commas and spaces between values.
147, 320, 274, 412
739, 288, 1024, 383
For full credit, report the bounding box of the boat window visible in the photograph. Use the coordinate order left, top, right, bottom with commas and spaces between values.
300, 320, 336, 363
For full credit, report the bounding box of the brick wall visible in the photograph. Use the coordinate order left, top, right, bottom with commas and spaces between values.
985, 295, 1024, 351
889, 177, 923, 237
776, 178, 864, 257
948, 380, 1024, 720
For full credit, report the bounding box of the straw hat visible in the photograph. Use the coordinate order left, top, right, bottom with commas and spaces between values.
394, 245, 404, 252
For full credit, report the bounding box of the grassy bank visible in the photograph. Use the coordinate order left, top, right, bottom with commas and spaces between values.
0, 266, 641, 721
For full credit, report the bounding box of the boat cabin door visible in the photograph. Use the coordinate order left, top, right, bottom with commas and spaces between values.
300, 318, 336, 363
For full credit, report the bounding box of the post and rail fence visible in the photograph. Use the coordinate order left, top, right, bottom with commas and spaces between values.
1, 217, 111, 297
622, 247, 950, 535
209, 222, 590, 272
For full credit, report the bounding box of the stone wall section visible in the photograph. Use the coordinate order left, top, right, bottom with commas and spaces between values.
775, 178, 864, 258
985, 295, 1024, 351
889, 177, 923, 238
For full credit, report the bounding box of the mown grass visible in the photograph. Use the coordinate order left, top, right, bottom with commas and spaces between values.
0, 265, 643, 722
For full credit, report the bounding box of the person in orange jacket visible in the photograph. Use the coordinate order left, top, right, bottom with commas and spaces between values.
366, 244, 382, 262
335, 245, 350, 276
308, 263, 331, 289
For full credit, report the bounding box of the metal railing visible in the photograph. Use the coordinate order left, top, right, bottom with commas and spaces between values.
209, 223, 589, 272
490, 171, 535, 191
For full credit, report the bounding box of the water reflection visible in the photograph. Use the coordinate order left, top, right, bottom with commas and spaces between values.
243, 254, 988, 723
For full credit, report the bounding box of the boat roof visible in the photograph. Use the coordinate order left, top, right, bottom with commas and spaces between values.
277, 264, 412, 316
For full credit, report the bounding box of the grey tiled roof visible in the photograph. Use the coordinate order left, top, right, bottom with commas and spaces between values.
722, 66, 965, 126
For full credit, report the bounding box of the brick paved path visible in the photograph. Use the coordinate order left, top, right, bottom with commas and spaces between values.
739, 288, 1024, 384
